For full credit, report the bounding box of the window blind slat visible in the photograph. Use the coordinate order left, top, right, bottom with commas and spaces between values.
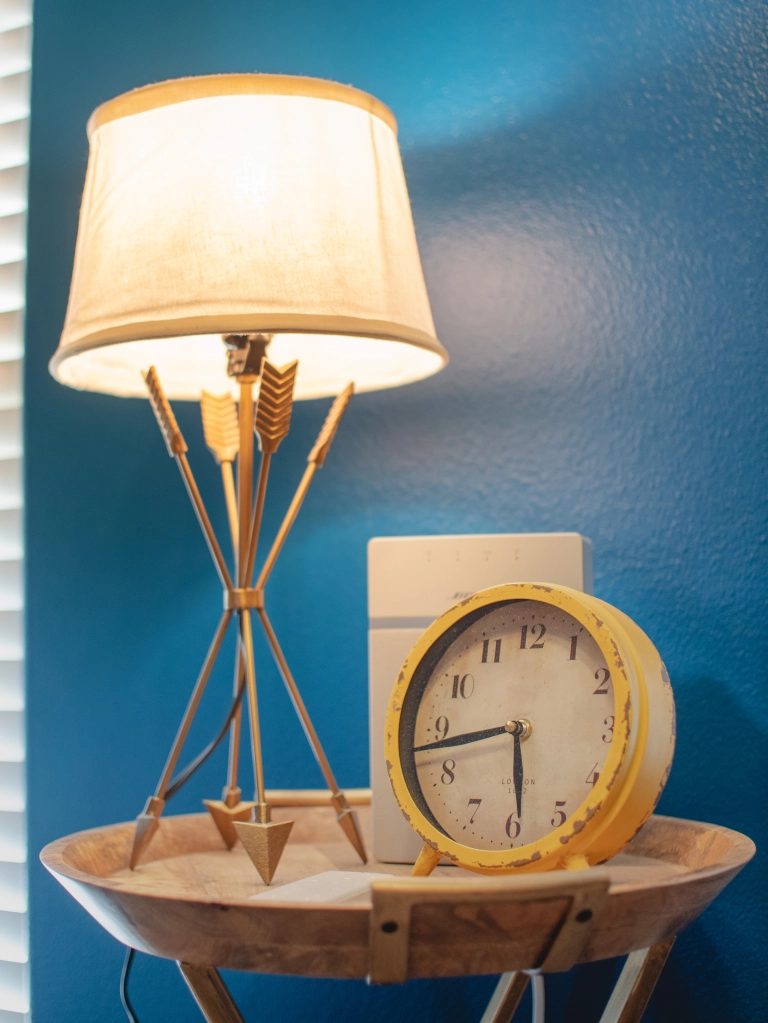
0, 411, 19, 460
0, 461, 21, 512
0, 216, 25, 260
0, 514, 20, 562
0, 956, 28, 1013
0, 812, 24, 863
0, 313, 21, 363
0, 28, 30, 78
0, 363, 20, 411
0, 912, 26, 963
0, 0, 32, 35
0, 412, 19, 460
0, 562, 20, 611
0, 764, 23, 810
0, 714, 22, 764
0, 615, 20, 655
0, 865, 24, 914
0, 123, 26, 173
0, 665, 21, 713
0, 72, 28, 123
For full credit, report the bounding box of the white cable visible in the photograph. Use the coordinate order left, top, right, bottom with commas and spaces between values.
531, 974, 545, 1023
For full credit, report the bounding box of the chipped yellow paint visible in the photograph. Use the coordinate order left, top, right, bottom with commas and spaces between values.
384, 582, 676, 876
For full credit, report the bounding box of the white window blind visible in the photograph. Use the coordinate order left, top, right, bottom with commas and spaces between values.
0, 0, 29, 1019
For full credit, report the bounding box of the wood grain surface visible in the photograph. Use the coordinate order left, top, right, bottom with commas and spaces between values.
40, 807, 754, 981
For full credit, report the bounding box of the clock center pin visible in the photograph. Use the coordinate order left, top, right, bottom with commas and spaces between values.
505, 719, 532, 741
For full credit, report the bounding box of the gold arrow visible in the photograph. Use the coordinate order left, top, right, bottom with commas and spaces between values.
143, 367, 232, 590
254, 360, 298, 455
243, 360, 299, 587
200, 391, 240, 552
308, 382, 354, 466
256, 382, 354, 591
201, 391, 240, 463
145, 365, 187, 456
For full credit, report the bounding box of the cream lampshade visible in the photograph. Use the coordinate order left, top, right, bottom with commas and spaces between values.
49, 73, 448, 400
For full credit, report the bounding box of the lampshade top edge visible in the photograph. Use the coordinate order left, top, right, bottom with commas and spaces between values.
87, 73, 398, 139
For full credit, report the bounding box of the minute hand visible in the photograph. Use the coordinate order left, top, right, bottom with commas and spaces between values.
413, 725, 509, 753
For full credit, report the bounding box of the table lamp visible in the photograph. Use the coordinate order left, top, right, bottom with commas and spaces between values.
49, 74, 448, 884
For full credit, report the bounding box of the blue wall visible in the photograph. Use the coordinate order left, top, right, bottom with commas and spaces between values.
25, 1, 766, 1020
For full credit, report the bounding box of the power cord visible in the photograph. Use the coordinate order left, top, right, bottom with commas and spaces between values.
165, 671, 247, 801
120, 673, 247, 1020
531, 974, 545, 1023
120, 947, 138, 1023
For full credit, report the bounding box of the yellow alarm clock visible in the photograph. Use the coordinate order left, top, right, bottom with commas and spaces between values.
385, 583, 675, 876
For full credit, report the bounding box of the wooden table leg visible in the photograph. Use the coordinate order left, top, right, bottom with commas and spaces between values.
479, 972, 530, 1023
598, 937, 676, 1023
178, 962, 246, 1023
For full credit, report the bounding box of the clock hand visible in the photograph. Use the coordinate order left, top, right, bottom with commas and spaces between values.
413, 724, 506, 752
413, 719, 530, 753
513, 731, 523, 819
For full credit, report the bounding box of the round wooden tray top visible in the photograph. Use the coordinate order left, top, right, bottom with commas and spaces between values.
41, 807, 754, 981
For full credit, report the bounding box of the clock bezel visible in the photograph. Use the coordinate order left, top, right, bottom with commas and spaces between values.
385, 583, 645, 874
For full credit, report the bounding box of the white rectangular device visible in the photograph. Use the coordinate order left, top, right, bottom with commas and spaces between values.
368, 533, 593, 863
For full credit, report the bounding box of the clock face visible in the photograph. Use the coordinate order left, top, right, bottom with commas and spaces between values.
399, 599, 617, 852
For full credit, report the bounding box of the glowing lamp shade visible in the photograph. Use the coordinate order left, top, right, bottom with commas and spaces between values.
50, 74, 448, 400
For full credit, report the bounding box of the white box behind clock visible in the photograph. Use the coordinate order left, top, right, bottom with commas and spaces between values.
368, 532, 593, 863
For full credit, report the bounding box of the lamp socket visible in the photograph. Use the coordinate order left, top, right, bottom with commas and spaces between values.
224, 334, 272, 377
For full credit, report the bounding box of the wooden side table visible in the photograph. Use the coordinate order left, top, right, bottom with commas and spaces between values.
41, 797, 754, 1023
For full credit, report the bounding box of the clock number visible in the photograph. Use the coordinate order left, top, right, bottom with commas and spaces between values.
441, 759, 456, 785
550, 800, 567, 827
481, 639, 502, 663
569, 635, 578, 660
435, 716, 449, 740
505, 814, 521, 841
585, 763, 600, 786
451, 673, 474, 699
593, 668, 610, 694
467, 798, 482, 823
602, 716, 614, 743
521, 624, 546, 649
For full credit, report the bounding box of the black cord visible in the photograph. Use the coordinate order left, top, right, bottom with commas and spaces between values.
120, 675, 247, 1019
120, 647, 249, 1015
120, 947, 139, 1023
165, 671, 247, 801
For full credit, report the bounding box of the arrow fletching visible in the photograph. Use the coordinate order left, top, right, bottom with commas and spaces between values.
144, 366, 187, 457
200, 391, 239, 464
254, 361, 298, 454
308, 383, 354, 466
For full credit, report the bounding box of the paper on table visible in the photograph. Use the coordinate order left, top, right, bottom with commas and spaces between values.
249, 870, 394, 905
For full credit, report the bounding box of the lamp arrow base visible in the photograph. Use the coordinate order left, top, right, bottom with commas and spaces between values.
131, 815, 160, 869
203, 799, 258, 849
335, 806, 367, 864
233, 819, 294, 884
